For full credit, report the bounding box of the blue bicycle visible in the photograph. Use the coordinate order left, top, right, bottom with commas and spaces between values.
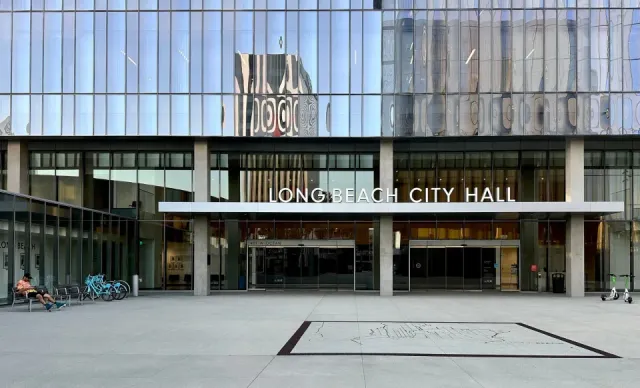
82, 274, 116, 302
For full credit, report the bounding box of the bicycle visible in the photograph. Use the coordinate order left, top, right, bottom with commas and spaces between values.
109, 279, 128, 301
82, 274, 116, 302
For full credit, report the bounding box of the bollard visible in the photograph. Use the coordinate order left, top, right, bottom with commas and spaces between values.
132, 274, 139, 297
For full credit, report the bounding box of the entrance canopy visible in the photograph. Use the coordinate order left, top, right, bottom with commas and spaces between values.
159, 201, 624, 216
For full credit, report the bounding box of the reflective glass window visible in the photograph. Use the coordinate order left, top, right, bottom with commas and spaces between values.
318, 12, 330, 93
362, 95, 381, 136
222, 11, 235, 93
382, 10, 395, 94
349, 11, 363, 94
610, 9, 623, 92
30, 12, 44, 93
12, 13, 30, 93
331, 95, 349, 137
222, 95, 235, 136
13, 0, 31, 10
126, 12, 139, 93
44, 13, 62, 93
350, 95, 362, 136
158, 95, 170, 135
62, 95, 74, 135
158, 12, 170, 93
139, 12, 158, 93
190, 12, 203, 93
94, 94, 106, 135
623, 9, 640, 92
107, 95, 125, 136
363, 11, 381, 94
43, 95, 62, 135
171, 12, 189, 93
299, 12, 318, 92
11, 95, 29, 136
107, 12, 126, 93
77, 0, 95, 10
171, 95, 189, 135
139, 95, 158, 135
76, 13, 94, 93
190, 95, 202, 136
75, 95, 93, 136
203, 95, 222, 136
126, 95, 138, 135
331, 11, 349, 94
512, 10, 524, 93
30, 95, 43, 135
95, 12, 107, 93
203, 12, 221, 93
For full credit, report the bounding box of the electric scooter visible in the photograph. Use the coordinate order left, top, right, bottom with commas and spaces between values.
601, 273, 620, 301
618, 274, 634, 304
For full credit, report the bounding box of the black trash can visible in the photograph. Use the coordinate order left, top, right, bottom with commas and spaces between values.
552, 273, 565, 294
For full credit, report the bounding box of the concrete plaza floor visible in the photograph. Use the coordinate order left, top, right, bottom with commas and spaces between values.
1, 292, 640, 388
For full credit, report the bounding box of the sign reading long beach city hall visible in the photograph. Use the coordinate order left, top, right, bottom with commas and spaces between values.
269, 187, 516, 203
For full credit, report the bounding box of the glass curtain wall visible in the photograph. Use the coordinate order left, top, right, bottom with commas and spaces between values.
392, 219, 565, 292
394, 150, 565, 202
585, 150, 638, 291
0, 190, 134, 305
3, 2, 638, 137
210, 152, 375, 203
28, 150, 194, 291
30, 152, 82, 206
209, 151, 375, 290
208, 219, 375, 291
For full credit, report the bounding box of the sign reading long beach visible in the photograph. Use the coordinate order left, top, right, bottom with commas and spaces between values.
269, 187, 515, 203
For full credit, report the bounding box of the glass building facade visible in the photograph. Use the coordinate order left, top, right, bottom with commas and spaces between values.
0, 189, 135, 304
1, 0, 640, 302
1, 0, 639, 137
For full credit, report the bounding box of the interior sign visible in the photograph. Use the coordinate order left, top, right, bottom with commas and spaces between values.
269, 187, 516, 203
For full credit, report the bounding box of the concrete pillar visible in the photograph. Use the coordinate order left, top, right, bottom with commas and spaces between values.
7, 140, 29, 194
379, 139, 394, 296
193, 140, 210, 296
193, 215, 209, 296
380, 216, 393, 296
566, 139, 585, 203
566, 215, 585, 297
565, 139, 585, 297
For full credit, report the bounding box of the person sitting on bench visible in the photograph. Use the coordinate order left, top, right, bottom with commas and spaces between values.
16, 273, 66, 311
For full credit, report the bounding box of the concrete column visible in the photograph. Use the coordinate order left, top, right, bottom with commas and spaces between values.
565, 139, 584, 203
193, 215, 209, 296
565, 139, 585, 297
380, 216, 393, 296
7, 140, 29, 194
193, 140, 210, 296
566, 215, 585, 297
379, 139, 394, 296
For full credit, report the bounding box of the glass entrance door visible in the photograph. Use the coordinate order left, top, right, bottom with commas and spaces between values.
408, 241, 519, 291
499, 247, 519, 290
247, 241, 356, 290
463, 247, 482, 290
263, 247, 285, 289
